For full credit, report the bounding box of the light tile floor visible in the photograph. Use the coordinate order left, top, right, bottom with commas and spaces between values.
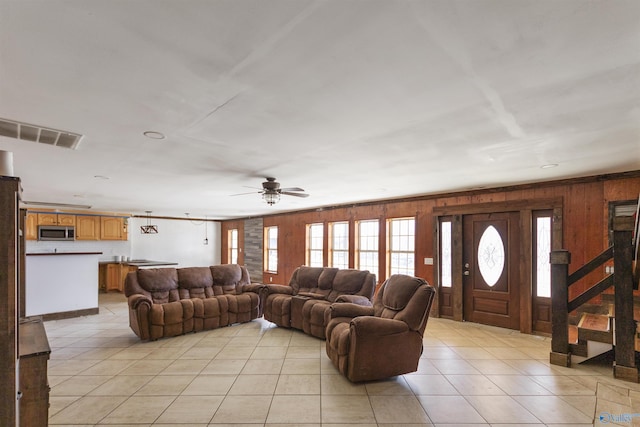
43, 293, 640, 426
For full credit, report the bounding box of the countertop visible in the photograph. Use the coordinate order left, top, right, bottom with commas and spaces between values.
99, 260, 178, 267
26, 252, 103, 256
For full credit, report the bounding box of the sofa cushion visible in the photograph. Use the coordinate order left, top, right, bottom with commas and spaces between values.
333, 269, 370, 293
318, 268, 338, 290
263, 293, 293, 328
138, 268, 178, 292
178, 267, 213, 288
137, 268, 179, 303
211, 264, 246, 295
381, 275, 423, 311
293, 266, 324, 292
178, 267, 214, 299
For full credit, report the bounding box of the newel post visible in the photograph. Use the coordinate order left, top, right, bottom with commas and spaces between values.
612, 216, 638, 382
550, 249, 571, 367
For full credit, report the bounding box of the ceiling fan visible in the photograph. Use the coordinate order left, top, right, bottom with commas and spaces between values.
232, 177, 310, 205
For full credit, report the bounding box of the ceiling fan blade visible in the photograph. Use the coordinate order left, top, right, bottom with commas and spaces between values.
279, 187, 305, 192
230, 191, 262, 196
281, 191, 309, 198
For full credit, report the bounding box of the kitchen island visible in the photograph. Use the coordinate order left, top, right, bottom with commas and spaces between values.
99, 260, 178, 292
26, 252, 102, 319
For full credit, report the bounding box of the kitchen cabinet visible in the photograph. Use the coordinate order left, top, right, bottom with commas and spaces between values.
106, 264, 121, 292
100, 263, 137, 292
37, 213, 75, 226
100, 216, 127, 240
26, 210, 129, 241
98, 263, 107, 291
25, 212, 37, 240
76, 215, 100, 240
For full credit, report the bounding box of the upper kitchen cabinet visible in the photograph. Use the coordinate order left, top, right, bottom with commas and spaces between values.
100, 216, 127, 240
37, 213, 75, 226
26, 210, 130, 241
25, 212, 37, 240
75, 216, 100, 240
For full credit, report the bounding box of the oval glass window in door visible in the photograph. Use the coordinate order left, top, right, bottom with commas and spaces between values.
477, 225, 505, 287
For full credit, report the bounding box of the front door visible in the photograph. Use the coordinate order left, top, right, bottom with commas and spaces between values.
463, 212, 520, 330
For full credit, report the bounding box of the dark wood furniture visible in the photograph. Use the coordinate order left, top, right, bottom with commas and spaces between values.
0, 176, 22, 427
19, 318, 50, 427
1, 176, 51, 426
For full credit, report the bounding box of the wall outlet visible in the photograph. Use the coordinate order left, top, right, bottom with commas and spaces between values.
424, 257, 434, 265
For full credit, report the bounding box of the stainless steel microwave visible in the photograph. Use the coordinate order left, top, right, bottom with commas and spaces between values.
38, 225, 75, 241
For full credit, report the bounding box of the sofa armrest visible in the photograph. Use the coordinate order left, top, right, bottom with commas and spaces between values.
335, 295, 372, 306
351, 316, 409, 336
262, 284, 294, 295
328, 302, 374, 319
126, 294, 153, 340
128, 293, 153, 310
242, 283, 264, 294
297, 292, 326, 299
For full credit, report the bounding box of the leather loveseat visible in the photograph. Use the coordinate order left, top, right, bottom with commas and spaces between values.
124, 264, 263, 340
261, 266, 376, 339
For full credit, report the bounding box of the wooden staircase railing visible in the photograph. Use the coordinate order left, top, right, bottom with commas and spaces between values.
550, 216, 637, 382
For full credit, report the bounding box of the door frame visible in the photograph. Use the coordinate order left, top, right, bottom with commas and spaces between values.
433, 197, 563, 334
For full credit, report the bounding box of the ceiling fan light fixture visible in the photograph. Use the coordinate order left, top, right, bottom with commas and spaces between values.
263, 192, 280, 206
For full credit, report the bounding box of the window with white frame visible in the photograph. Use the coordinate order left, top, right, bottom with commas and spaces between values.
307, 223, 324, 267
329, 221, 349, 269
264, 226, 278, 272
357, 219, 379, 275
388, 217, 415, 276
440, 220, 452, 287
534, 213, 552, 298
228, 229, 239, 264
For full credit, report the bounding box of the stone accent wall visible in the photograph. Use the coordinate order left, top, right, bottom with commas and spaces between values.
244, 217, 263, 283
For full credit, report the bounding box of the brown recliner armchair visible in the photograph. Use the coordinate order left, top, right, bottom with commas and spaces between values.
325, 274, 435, 382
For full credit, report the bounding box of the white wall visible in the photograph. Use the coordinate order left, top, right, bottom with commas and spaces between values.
130, 217, 221, 267
26, 238, 131, 261
26, 217, 221, 267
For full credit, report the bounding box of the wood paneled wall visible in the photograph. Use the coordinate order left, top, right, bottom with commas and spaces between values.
221, 172, 640, 295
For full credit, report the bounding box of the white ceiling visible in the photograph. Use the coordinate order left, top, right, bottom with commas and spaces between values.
1, 0, 639, 219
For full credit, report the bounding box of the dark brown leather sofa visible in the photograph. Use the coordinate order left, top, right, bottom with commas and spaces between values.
124, 264, 263, 340
261, 266, 376, 339
325, 274, 435, 382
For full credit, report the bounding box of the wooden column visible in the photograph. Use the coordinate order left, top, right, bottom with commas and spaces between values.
0, 176, 21, 427
550, 249, 571, 367
612, 216, 638, 382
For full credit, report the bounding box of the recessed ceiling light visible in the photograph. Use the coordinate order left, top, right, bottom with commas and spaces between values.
143, 131, 165, 140
541, 164, 558, 169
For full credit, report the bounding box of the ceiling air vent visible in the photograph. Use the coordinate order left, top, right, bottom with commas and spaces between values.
0, 118, 83, 149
